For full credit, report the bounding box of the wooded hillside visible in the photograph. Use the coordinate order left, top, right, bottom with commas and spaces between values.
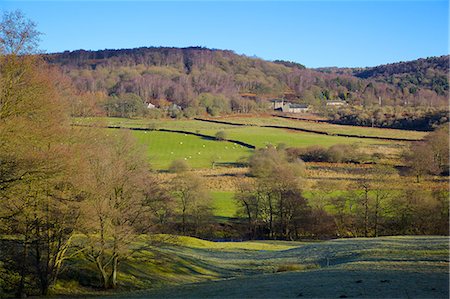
45, 47, 449, 109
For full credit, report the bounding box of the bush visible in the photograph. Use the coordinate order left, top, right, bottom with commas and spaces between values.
144, 108, 165, 119
215, 131, 227, 141
327, 144, 356, 163
296, 146, 330, 162
287, 144, 363, 163
168, 159, 189, 173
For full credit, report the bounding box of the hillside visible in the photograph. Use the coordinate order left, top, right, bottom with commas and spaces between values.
56, 235, 449, 298
45, 47, 449, 109
353, 55, 449, 96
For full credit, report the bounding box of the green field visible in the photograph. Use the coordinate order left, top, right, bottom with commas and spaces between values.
202, 126, 384, 148
131, 130, 252, 169
77, 117, 403, 169
73, 117, 232, 131
211, 191, 238, 219
225, 116, 428, 140
61, 235, 449, 298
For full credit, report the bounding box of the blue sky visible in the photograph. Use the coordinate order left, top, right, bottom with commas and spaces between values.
1, 1, 448, 67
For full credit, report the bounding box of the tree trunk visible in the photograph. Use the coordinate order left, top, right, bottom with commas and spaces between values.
109, 255, 119, 289
182, 205, 186, 234
268, 195, 274, 239
363, 189, 369, 237
374, 195, 380, 237
243, 200, 254, 238
95, 256, 109, 289
17, 232, 29, 299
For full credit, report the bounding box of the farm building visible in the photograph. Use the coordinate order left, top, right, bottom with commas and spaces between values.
271, 99, 310, 113
283, 103, 310, 113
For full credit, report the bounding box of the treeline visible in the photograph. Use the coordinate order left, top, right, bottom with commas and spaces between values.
46, 47, 449, 118
319, 56, 449, 96
286, 144, 372, 164
326, 105, 449, 131
76, 91, 267, 119
353, 55, 449, 96
232, 136, 448, 240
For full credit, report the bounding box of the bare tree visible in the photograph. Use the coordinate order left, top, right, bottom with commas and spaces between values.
0, 10, 41, 55
171, 172, 211, 235
246, 146, 308, 239
0, 40, 80, 296
78, 131, 152, 289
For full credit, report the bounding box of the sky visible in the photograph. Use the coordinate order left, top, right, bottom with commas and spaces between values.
1, 0, 448, 68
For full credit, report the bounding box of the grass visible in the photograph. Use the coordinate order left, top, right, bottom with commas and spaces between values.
202, 126, 390, 148
211, 191, 238, 219
73, 117, 233, 131
130, 130, 252, 169
158, 235, 300, 251
75, 117, 407, 169
74, 116, 400, 149
59, 235, 449, 298
225, 116, 428, 140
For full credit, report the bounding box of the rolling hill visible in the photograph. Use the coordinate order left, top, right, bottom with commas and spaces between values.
45, 47, 449, 109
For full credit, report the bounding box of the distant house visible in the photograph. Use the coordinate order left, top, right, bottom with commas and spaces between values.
271, 99, 310, 113
326, 100, 347, 106
146, 102, 156, 109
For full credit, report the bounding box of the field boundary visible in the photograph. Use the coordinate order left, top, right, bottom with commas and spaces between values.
71, 123, 256, 149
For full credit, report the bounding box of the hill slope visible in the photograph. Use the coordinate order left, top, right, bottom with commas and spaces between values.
354, 55, 449, 96
45, 47, 449, 108
60, 235, 449, 298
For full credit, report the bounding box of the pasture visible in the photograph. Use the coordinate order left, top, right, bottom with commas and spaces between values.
130, 130, 251, 169
76, 117, 407, 169
211, 191, 238, 219
64, 235, 449, 298
201, 126, 386, 148
220, 115, 428, 140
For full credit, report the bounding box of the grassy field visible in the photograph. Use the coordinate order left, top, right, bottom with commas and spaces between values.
61, 235, 449, 298
130, 130, 252, 169
75, 116, 392, 148
73, 117, 232, 131
222, 116, 428, 140
75, 117, 404, 169
211, 191, 238, 219
201, 126, 387, 148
